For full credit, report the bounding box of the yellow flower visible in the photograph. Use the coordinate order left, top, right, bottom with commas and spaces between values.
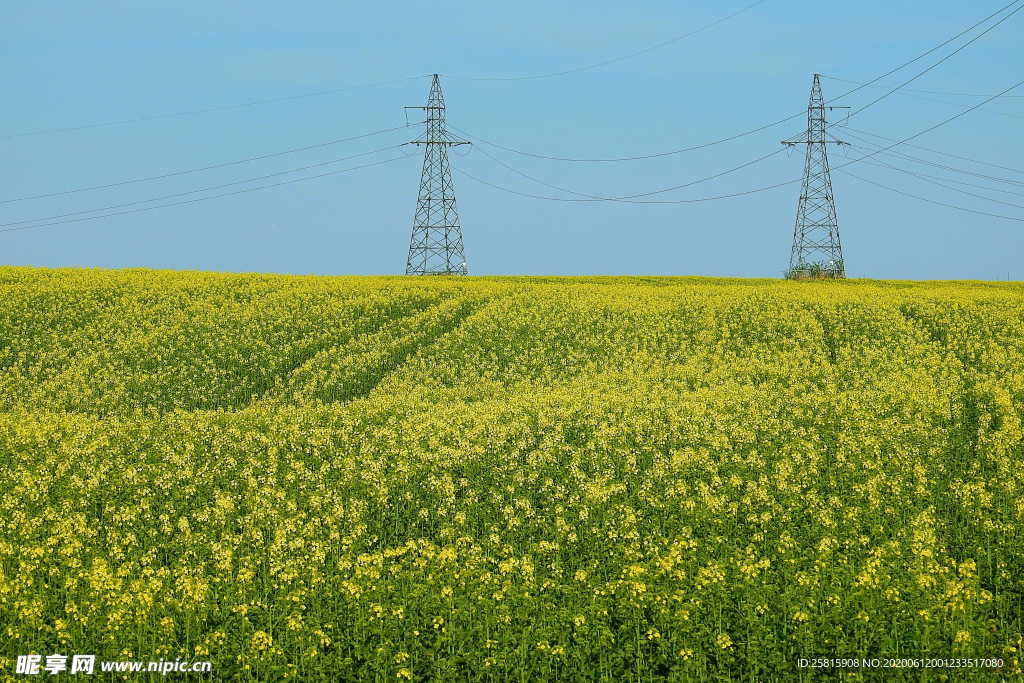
3, 269, 1023, 680
250, 631, 273, 651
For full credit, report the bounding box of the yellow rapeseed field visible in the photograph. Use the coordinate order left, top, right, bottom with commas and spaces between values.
0, 266, 1021, 679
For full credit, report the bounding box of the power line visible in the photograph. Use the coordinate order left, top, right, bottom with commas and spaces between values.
448, 0, 768, 81
450, 116, 805, 162
845, 1, 1024, 119
0, 156, 411, 234
816, 0, 1023, 104
849, 153, 1024, 198
455, 77, 1024, 206
829, 85, 1024, 121
821, 74, 1024, 98
470, 142, 788, 201
840, 129, 1024, 186
462, 152, 1024, 225
832, 79, 1024, 174
1, 144, 407, 229
0, 3, 765, 139
837, 168, 1024, 221
4, 75, 429, 141
6, 4, 1020, 242
851, 149, 1024, 209
875, 147, 1024, 187
456, 164, 799, 204
450, 0, 1024, 163
838, 124, 1024, 175
0, 124, 415, 205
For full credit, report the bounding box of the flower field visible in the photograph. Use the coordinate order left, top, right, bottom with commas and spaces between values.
0, 266, 1021, 679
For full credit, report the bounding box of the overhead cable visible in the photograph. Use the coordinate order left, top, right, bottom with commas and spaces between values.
0, 156, 410, 234
1, 144, 408, 229
845, 1, 1024, 119
457, 77, 1024, 205
839, 130, 1024, 186
5, 76, 429, 140
449, 0, 1024, 162
821, 74, 1024, 98
448, 0, 768, 81
837, 169, 1024, 221
851, 150, 1024, 209
837, 124, 1024, 175
470, 143, 788, 201
1, 124, 415, 205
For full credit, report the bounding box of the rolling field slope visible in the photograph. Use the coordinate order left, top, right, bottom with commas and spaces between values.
0, 267, 1022, 679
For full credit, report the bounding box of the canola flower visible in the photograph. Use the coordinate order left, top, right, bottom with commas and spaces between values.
0, 267, 1021, 679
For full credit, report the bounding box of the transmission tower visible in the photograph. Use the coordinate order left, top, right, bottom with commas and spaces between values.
403, 74, 470, 275
782, 74, 849, 279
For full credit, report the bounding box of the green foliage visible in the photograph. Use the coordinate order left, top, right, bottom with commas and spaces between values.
0, 267, 1021, 680
786, 259, 845, 280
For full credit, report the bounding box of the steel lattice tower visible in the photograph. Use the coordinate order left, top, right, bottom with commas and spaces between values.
404, 74, 470, 275
782, 74, 848, 279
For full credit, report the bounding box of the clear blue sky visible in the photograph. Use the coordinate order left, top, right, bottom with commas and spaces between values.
2, 0, 1021, 278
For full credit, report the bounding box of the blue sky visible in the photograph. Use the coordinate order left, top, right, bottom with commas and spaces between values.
2, 0, 1021, 278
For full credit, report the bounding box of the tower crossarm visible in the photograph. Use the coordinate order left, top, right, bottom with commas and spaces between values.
782, 138, 849, 146
405, 140, 471, 147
